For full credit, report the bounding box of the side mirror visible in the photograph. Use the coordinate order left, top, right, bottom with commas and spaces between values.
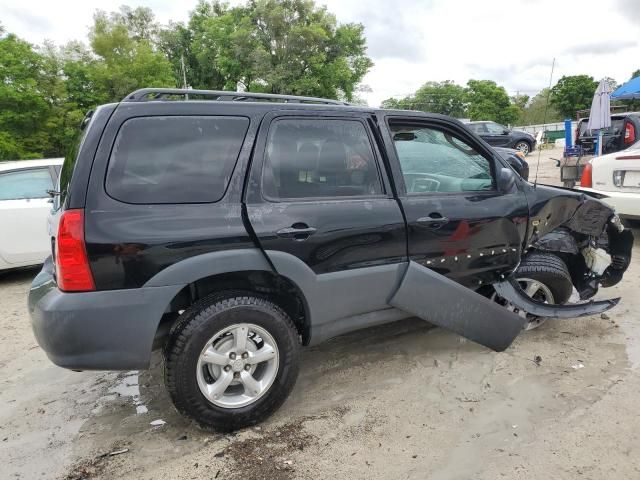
497, 167, 517, 194
503, 129, 511, 135
504, 156, 524, 178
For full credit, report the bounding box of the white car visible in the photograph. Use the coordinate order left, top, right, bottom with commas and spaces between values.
0, 158, 64, 271
577, 143, 640, 219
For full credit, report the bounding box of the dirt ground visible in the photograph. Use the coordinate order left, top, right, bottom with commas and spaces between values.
2, 148, 640, 480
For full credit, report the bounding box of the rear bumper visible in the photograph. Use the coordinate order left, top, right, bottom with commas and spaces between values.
575, 187, 640, 218
28, 258, 183, 370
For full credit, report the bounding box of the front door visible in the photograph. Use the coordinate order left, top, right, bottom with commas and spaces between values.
245, 111, 407, 342
484, 122, 511, 147
381, 115, 529, 288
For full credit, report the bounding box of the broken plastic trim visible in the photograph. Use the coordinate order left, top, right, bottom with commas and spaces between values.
493, 278, 619, 318
389, 262, 526, 352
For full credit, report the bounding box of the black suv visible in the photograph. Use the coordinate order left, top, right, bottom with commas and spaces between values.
466, 121, 537, 155
29, 89, 632, 430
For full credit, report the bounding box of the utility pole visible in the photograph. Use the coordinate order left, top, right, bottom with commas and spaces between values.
180, 54, 189, 100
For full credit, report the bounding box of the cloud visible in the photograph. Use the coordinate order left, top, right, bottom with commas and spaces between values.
564, 40, 636, 56
2, 5, 53, 36
322, 0, 434, 61
616, 0, 640, 24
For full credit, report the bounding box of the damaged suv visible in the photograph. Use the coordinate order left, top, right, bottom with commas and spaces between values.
29, 89, 633, 430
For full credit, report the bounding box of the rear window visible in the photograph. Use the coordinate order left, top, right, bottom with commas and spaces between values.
579, 118, 625, 136
106, 116, 249, 204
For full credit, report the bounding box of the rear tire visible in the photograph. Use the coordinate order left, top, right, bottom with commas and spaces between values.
164, 292, 300, 431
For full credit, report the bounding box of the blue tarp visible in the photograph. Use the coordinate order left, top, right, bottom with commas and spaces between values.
611, 76, 640, 100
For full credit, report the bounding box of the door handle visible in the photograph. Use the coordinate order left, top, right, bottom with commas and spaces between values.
276, 224, 317, 240
417, 214, 449, 229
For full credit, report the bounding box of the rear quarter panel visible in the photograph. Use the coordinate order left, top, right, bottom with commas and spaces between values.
82, 102, 265, 289
592, 152, 640, 193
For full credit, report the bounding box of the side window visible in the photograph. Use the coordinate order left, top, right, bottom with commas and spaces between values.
468, 123, 487, 135
106, 116, 249, 204
0, 168, 53, 201
262, 118, 383, 200
390, 123, 494, 194
486, 122, 507, 134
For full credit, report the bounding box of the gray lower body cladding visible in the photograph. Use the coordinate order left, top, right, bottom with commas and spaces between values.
389, 261, 526, 352
29, 263, 183, 370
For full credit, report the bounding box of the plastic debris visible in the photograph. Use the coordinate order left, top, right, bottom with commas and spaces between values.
108, 448, 129, 456
150, 419, 166, 426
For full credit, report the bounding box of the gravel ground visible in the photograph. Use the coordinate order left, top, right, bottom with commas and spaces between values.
2, 148, 640, 480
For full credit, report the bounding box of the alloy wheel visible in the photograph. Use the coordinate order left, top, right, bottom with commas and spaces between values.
196, 323, 279, 408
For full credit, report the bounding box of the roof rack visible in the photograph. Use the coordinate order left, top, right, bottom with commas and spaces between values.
123, 88, 348, 105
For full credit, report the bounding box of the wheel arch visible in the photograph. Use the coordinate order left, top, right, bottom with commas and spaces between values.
145, 249, 312, 350
514, 138, 532, 150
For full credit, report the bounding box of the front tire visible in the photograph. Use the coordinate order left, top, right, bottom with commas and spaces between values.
164, 293, 300, 431
494, 253, 574, 330
515, 140, 532, 155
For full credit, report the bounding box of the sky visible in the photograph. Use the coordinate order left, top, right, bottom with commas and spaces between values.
2, 0, 640, 106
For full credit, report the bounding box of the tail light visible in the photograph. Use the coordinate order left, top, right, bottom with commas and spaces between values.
56, 209, 95, 292
580, 163, 593, 188
624, 122, 636, 145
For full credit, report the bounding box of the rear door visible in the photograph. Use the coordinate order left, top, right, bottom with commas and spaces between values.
380, 115, 529, 288
245, 110, 407, 333
0, 167, 54, 266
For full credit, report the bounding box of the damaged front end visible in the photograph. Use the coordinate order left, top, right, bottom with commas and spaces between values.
389, 187, 632, 353
494, 189, 633, 320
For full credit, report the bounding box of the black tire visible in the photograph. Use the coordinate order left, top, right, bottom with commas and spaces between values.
514, 140, 532, 156
516, 253, 573, 304
164, 292, 300, 431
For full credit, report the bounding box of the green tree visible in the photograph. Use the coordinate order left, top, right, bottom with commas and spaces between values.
465, 79, 520, 125
159, 0, 372, 100
38, 42, 104, 156
158, 1, 229, 90
550, 75, 598, 118
517, 88, 562, 125
632, 69, 640, 79
511, 93, 529, 111
0, 32, 51, 159
381, 81, 467, 116
246, 0, 372, 100
90, 7, 175, 102
1, 1, 374, 159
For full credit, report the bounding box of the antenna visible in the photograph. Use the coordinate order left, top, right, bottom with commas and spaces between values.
533, 58, 555, 188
